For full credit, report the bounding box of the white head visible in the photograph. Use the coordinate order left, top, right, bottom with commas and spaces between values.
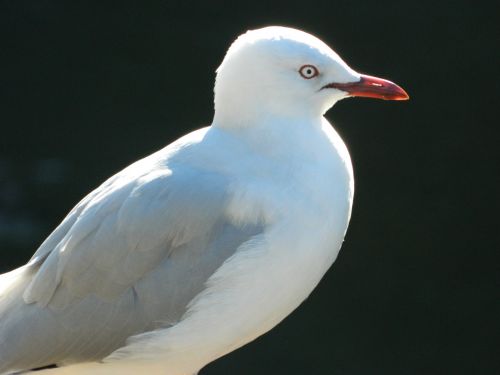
213, 26, 408, 127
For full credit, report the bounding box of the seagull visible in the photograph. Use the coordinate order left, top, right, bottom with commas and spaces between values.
0, 26, 408, 375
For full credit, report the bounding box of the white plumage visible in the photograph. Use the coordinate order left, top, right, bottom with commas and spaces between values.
0, 26, 407, 374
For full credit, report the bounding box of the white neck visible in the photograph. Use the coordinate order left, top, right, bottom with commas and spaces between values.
212, 112, 326, 164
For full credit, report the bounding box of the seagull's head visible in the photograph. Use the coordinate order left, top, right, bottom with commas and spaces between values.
213, 26, 408, 127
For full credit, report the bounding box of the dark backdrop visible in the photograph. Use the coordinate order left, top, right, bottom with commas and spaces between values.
0, 1, 498, 374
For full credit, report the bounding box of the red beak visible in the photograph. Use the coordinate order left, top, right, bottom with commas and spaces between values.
324, 74, 409, 101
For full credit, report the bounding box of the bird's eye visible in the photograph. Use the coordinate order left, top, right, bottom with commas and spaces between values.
299, 65, 319, 79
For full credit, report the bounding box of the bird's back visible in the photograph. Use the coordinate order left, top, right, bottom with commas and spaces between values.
0, 129, 263, 374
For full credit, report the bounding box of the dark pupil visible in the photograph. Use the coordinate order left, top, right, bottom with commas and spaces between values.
306, 69, 312, 75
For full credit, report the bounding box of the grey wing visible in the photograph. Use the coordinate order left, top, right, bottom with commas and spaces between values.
0, 162, 261, 373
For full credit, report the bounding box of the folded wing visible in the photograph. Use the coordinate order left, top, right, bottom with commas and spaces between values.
0, 153, 262, 373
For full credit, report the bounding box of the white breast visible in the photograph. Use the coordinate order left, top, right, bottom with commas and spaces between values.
85, 117, 354, 375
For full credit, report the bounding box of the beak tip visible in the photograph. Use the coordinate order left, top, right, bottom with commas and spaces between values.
394, 86, 410, 101
391, 90, 410, 101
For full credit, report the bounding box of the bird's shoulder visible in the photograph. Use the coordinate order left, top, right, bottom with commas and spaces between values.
22, 127, 236, 307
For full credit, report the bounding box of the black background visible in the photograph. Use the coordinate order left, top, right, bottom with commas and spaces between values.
0, 1, 498, 374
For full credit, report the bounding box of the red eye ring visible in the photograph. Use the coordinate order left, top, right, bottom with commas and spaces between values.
299, 65, 319, 79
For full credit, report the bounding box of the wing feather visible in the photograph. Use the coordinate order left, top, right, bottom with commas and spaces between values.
0, 144, 263, 373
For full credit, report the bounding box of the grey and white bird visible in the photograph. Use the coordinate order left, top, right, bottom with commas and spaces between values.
0, 26, 408, 375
